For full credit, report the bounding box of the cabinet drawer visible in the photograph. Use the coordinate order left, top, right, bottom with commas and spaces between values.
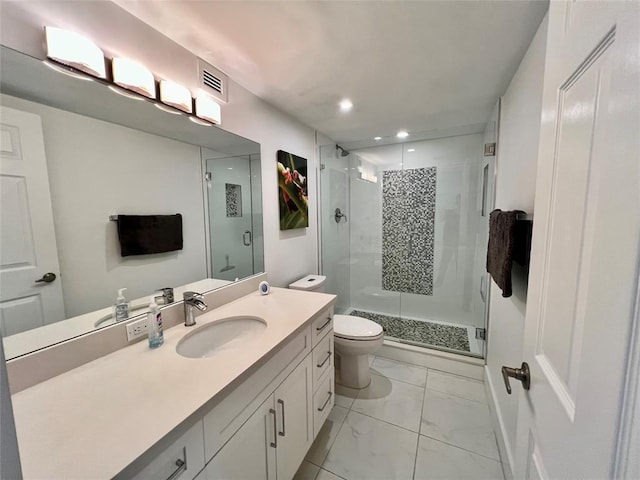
312, 332, 333, 389
130, 421, 205, 480
313, 369, 335, 436
311, 307, 333, 347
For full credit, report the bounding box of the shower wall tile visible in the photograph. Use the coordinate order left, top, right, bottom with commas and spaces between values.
382, 167, 436, 295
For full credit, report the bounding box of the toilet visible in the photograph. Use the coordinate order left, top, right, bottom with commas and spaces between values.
289, 274, 384, 389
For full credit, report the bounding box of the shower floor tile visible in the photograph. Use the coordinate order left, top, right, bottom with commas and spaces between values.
350, 310, 470, 352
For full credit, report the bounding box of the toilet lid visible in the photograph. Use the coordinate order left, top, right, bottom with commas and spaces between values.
333, 314, 383, 340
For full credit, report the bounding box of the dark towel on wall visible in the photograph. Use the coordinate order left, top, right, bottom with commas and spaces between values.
486, 209, 524, 297
116, 214, 183, 257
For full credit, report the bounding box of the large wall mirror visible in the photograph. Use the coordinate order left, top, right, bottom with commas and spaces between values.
0, 46, 264, 360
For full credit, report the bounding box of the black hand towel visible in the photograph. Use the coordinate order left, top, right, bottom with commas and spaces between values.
486, 209, 524, 297
116, 214, 183, 257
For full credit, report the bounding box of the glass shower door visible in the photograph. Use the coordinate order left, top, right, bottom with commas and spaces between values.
205, 156, 255, 280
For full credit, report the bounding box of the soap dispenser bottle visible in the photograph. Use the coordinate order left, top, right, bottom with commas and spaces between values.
113, 288, 130, 322
147, 296, 164, 349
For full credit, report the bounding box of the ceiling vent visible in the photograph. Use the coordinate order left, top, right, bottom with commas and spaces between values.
197, 58, 228, 103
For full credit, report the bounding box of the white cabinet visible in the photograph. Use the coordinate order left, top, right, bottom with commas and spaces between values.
274, 354, 313, 480
201, 396, 277, 480
201, 355, 313, 480
130, 421, 205, 480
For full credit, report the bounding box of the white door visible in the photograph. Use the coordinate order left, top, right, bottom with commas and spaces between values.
203, 395, 277, 480
512, 2, 640, 478
0, 106, 64, 337
274, 355, 313, 480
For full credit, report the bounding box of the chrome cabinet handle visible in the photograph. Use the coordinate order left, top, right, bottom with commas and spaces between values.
277, 399, 286, 437
317, 391, 333, 412
316, 316, 332, 332
243, 230, 252, 246
269, 408, 277, 448
35, 272, 57, 284
317, 351, 332, 368
166, 457, 186, 480
501, 362, 531, 394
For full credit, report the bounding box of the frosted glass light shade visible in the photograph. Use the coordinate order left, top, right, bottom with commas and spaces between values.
159, 80, 192, 113
44, 26, 106, 79
195, 92, 221, 125
112, 57, 156, 99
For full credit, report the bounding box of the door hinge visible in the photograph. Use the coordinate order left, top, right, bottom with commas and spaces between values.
320, 163, 326, 170
475, 328, 486, 340
484, 143, 496, 156
204, 172, 212, 181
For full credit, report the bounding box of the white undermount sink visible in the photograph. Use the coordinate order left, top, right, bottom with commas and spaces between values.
176, 316, 267, 359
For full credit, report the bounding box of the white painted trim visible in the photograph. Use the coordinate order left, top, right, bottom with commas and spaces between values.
613, 269, 640, 479
376, 340, 485, 380
484, 365, 514, 480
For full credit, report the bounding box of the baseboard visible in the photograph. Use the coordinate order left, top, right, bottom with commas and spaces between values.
484, 366, 514, 480
376, 340, 485, 380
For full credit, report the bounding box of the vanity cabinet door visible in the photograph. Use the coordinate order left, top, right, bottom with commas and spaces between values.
274, 354, 313, 480
203, 396, 277, 480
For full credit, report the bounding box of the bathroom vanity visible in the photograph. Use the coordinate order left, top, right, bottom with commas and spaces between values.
10, 287, 335, 479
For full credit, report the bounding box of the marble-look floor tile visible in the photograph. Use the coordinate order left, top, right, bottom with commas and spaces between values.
421, 389, 499, 460
322, 410, 418, 480
316, 469, 344, 480
427, 370, 486, 403
306, 405, 349, 465
351, 374, 424, 432
334, 382, 359, 409
414, 435, 504, 479
369, 355, 375, 366
294, 460, 320, 480
371, 357, 428, 387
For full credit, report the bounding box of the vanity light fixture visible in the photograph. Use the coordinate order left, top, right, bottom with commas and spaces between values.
112, 57, 156, 99
44, 26, 106, 79
374, 136, 382, 141
396, 131, 409, 139
407, 148, 415, 152
42, 60, 94, 81
159, 80, 193, 113
195, 91, 222, 125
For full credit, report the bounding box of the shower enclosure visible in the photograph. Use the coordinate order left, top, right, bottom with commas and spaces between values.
320, 131, 495, 358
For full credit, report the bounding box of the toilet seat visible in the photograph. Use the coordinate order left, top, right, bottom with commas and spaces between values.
333, 314, 383, 341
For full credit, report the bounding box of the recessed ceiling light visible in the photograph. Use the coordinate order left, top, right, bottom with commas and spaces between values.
374, 136, 382, 141
397, 131, 409, 138
407, 148, 415, 152
339, 99, 353, 112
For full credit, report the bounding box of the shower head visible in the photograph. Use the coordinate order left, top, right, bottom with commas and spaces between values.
336, 145, 350, 157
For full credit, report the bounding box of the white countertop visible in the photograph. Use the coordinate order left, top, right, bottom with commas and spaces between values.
4, 278, 233, 360
11, 287, 335, 479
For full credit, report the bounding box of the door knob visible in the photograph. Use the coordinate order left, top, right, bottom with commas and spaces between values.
501, 362, 530, 394
35, 272, 57, 284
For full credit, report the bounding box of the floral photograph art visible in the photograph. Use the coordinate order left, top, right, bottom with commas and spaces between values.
277, 150, 308, 230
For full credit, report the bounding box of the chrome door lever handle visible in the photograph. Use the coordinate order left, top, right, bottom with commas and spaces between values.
501, 362, 530, 394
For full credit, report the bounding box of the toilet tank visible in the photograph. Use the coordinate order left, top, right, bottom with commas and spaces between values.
289, 274, 326, 293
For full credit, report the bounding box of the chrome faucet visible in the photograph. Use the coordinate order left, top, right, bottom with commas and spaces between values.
183, 291, 207, 327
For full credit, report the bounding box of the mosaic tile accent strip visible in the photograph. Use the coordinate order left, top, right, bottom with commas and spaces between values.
225, 183, 242, 217
382, 167, 436, 295
351, 310, 470, 352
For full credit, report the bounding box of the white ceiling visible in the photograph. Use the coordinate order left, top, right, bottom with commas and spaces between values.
115, 1, 548, 148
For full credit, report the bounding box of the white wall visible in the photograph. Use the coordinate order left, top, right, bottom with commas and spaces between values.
485, 14, 548, 476
0, 0, 319, 289
1, 94, 207, 318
